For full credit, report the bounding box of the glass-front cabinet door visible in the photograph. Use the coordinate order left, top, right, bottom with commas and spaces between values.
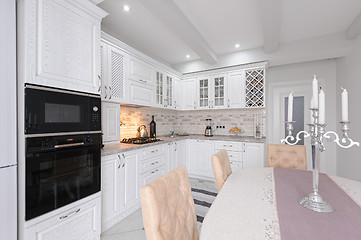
156, 71, 163, 106
212, 75, 227, 108
166, 75, 173, 107
198, 77, 209, 108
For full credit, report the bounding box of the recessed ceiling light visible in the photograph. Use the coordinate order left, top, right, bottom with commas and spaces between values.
235, 43, 240, 48
123, 5, 130, 12
186, 54, 190, 58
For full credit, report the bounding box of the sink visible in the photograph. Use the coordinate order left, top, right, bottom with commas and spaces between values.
176, 133, 189, 136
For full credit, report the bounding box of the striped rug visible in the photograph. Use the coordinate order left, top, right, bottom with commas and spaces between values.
191, 184, 218, 229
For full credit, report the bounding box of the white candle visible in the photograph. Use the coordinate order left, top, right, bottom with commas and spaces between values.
310, 97, 314, 123
341, 88, 348, 122
319, 89, 325, 124
312, 75, 319, 108
288, 91, 293, 122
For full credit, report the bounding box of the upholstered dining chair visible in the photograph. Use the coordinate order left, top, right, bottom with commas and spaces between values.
140, 165, 199, 240
267, 144, 307, 170
211, 149, 232, 192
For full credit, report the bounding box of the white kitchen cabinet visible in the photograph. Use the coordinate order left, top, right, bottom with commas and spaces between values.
187, 140, 214, 179
243, 143, 265, 169
175, 140, 187, 167
196, 76, 210, 109
155, 71, 164, 107
165, 142, 175, 172
211, 74, 228, 109
182, 79, 197, 110
215, 141, 244, 172
173, 78, 182, 109
122, 151, 139, 209
18, 0, 107, 94
139, 166, 166, 186
101, 151, 139, 231
101, 42, 128, 103
164, 74, 174, 108
227, 71, 245, 108
26, 196, 101, 240
127, 79, 155, 107
101, 102, 120, 143
128, 56, 154, 85
101, 155, 122, 223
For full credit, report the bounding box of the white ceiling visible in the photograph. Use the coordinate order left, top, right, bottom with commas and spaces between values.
98, 0, 361, 67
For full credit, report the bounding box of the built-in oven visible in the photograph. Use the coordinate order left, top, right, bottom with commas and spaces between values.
25, 84, 101, 135
25, 133, 101, 220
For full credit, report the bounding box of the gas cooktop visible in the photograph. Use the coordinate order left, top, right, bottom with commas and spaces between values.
121, 137, 162, 144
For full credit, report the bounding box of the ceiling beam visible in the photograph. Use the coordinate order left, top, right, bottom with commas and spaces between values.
139, 0, 218, 64
259, 0, 282, 53
346, 12, 361, 40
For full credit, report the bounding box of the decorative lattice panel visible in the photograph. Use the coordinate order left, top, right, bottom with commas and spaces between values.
111, 50, 124, 99
245, 69, 265, 108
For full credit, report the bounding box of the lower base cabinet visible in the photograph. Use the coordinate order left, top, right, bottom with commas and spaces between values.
25, 196, 101, 240
187, 140, 214, 179
244, 143, 265, 169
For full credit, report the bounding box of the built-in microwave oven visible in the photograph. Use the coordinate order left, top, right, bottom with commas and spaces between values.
25, 84, 101, 135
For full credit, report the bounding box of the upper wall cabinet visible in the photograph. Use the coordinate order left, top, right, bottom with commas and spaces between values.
18, 0, 108, 94
245, 68, 265, 108
101, 42, 128, 103
196, 74, 228, 109
227, 71, 246, 108
128, 57, 154, 86
182, 79, 197, 110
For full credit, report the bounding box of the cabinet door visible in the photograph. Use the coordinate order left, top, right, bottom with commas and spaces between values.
101, 155, 122, 222
100, 42, 108, 101
197, 76, 210, 109
140, 166, 166, 186
173, 78, 182, 109
175, 141, 186, 168
127, 80, 155, 106
128, 57, 153, 85
105, 45, 127, 103
22, 0, 106, 94
244, 143, 265, 169
165, 143, 175, 172
123, 151, 139, 209
228, 71, 245, 108
101, 102, 120, 143
165, 75, 174, 108
182, 79, 197, 110
155, 71, 164, 107
211, 74, 228, 108
187, 140, 214, 178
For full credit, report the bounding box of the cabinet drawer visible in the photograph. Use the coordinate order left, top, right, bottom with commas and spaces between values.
139, 155, 165, 175
128, 57, 154, 85
139, 165, 166, 186
26, 197, 100, 240
140, 145, 165, 160
230, 161, 242, 172
227, 151, 241, 161
215, 141, 243, 152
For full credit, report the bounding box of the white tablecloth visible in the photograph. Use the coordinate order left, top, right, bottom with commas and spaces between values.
199, 168, 361, 240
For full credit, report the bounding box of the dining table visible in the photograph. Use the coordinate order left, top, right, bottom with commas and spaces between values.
199, 167, 361, 240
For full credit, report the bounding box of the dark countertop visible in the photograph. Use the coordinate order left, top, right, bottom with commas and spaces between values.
101, 134, 266, 157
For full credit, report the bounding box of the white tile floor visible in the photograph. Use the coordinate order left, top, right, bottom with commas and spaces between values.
100, 178, 216, 240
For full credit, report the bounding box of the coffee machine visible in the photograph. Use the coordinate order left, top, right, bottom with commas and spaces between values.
205, 119, 213, 137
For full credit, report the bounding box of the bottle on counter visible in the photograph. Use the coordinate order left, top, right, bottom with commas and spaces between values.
150, 115, 156, 138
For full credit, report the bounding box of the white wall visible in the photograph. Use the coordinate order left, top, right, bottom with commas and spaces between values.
266, 59, 338, 175
336, 36, 361, 182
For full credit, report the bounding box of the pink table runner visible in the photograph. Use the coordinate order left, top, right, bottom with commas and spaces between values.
274, 167, 361, 240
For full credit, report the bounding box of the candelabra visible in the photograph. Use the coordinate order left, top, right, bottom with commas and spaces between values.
281, 108, 359, 213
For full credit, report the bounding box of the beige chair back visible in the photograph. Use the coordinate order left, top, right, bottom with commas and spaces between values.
140, 165, 198, 240
211, 149, 232, 192
267, 144, 307, 170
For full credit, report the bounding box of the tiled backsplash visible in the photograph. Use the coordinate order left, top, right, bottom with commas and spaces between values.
119, 106, 266, 139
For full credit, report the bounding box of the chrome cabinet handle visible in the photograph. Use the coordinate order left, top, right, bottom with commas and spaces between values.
109, 86, 112, 99
104, 86, 108, 99
122, 154, 125, 158
117, 155, 121, 169
59, 208, 80, 219
151, 169, 159, 174
139, 79, 147, 84
174, 101, 177, 109
194, 101, 196, 109
98, 75, 101, 92
151, 149, 159, 153
122, 163, 125, 168
228, 99, 230, 108
151, 161, 159, 165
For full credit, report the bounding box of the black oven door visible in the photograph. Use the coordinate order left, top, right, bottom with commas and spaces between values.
25, 143, 100, 220
25, 86, 100, 134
